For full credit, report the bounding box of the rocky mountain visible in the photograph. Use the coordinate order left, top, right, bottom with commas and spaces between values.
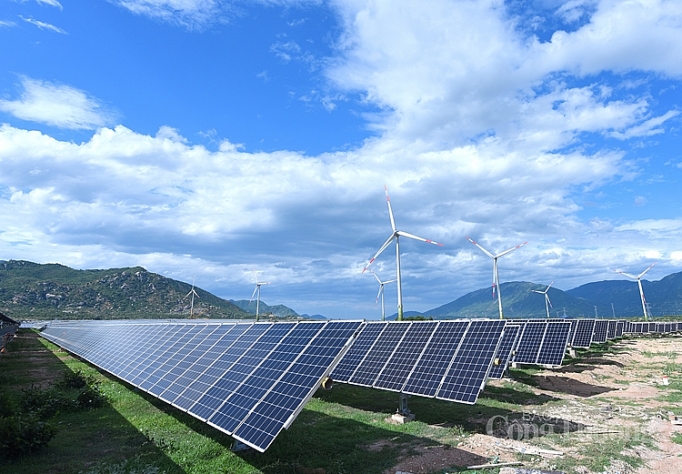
229, 299, 301, 319
0, 260, 250, 320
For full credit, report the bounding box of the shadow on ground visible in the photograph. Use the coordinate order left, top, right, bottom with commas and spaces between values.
0, 330, 186, 474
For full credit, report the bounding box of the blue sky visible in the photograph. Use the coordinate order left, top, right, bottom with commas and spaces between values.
1, 0, 681, 319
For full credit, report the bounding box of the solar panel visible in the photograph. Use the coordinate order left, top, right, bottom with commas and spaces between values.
535, 321, 571, 367
571, 319, 595, 349
513, 321, 546, 364
488, 324, 521, 379
615, 321, 624, 338
330, 322, 387, 383
606, 320, 617, 340
401, 321, 469, 397
436, 320, 506, 403
41, 320, 362, 453
592, 320, 609, 343
373, 321, 438, 391
347, 323, 411, 386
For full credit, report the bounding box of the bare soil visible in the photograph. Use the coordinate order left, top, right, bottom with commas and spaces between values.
385, 335, 682, 474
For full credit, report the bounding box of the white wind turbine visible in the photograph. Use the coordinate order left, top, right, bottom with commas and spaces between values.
615, 263, 656, 321
467, 237, 528, 320
250, 281, 270, 322
531, 281, 553, 319
363, 186, 443, 321
371, 271, 396, 321
184, 277, 200, 319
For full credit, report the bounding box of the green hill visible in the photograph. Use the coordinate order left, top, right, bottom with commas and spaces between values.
0, 260, 250, 320
229, 299, 300, 318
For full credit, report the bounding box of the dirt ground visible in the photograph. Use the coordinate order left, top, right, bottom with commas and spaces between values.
386, 335, 682, 474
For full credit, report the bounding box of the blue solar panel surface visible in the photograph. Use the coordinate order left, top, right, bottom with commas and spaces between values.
41, 320, 361, 453
488, 324, 521, 379
535, 321, 571, 366
513, 321, 546, 364
571, 319, 595, 348
592, 320, 609, 343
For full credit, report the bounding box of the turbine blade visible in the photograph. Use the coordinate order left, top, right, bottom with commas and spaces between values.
496, 241, 528, 258
397, 230, 443, 246
547, 281, 554, 291
249, 285, 258, 303
362, 234, 396, 272
531, 290, 543, 294
616, 270, 637, 280
384, 279, 397, 284
546, 294, 553, 308
376, 285, 383, 303
384, 185, 397, 232
638, 262, 656, 279
467, 236, 495, 258
371, 270, 382, 284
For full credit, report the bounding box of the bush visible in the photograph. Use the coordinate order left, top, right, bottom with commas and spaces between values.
0, 415, 56, 458
20, 385, 73, 420
76, 385, 106, 409
56, 369, 95, 390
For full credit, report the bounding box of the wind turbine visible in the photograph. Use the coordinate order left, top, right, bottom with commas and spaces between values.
371, 271, 396, 321
531, 281, 553, 319
467, 237, 528, 319
184, 278, 200, 319
615, 263, 656, 321
250, 281, 270, 322
363, 185, 443, 321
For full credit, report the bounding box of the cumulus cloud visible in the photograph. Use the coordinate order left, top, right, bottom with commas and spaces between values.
0, 77, 118, 130
3, 0, 682, 316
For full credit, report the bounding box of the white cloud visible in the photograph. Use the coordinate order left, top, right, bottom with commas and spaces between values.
20, 16, 67, 34
609, 110, 680, 140
0, 20, 17, 28
36, 0, 63, 9
0, 77, 117, 130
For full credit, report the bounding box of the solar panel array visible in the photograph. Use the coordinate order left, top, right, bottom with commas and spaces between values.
331, 320, 506, 404
40, 316, 681, 452
42, 320, 361, 452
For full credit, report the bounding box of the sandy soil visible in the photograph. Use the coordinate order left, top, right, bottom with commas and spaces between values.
385, 335, 682, 474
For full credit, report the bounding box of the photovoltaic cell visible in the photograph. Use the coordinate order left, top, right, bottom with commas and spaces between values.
615, 321, 624, 338
488, 324, 521, 379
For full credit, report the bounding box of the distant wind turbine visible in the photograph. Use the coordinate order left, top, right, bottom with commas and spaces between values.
250, 281, 270, 322
184, 278, 200, 319
615, 263, 656, 321
531, 281, 553, 319
363, 185, 443, 321
371, 271, 396, 321
467, 237, 528, 319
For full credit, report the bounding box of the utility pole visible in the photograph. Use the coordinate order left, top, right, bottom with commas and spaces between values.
594, 306, 598, 319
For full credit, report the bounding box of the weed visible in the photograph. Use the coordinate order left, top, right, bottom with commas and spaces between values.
672, 432, 682, 445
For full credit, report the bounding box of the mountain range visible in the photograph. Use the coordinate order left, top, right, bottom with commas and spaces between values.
394, 272, 682, 319
2, 260, 681, 321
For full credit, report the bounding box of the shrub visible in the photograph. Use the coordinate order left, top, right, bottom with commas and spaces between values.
0, 415, 56, 458
76, 385, 106, 409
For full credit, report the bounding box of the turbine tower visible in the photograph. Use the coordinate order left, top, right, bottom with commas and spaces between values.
363, 185, 443, 321
371, 271, 396, 321
250, 281, 270, 322
184, 278, 200, 319
467, 237, 528, 319
616, 263, 656, 321
531, 281, 553, 319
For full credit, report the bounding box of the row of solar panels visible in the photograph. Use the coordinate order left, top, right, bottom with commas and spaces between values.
40, 318, 680, 452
